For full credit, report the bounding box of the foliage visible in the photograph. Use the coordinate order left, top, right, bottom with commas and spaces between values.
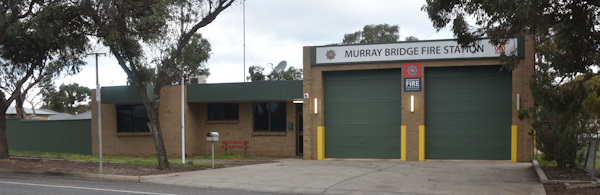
134, 33, 212, 85
583, 75, 600, 132
0, 1, 90, 159
342, 24, 419, 44
343, 24, 400, 44
41, 82, 91, 115
247, 65, 302, 81
82, 0, 234, 169
423, 1, 600, 169
536, 148, 600, 170
423, 0, 599, 71
247, 65, 266, 81
404, 36, 419, 41
538, 128, 585, 169
267, 66, 303, 81
175, 34, 211, 83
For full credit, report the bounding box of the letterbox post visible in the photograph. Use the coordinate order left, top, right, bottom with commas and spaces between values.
206, 132, 219, 169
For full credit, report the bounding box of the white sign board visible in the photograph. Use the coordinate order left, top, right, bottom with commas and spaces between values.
314, 38, 519, 65
96, 87, 101, 101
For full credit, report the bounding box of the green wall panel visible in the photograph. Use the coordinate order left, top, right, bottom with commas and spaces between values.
324, 69, 402, 159
425, 66, 511, 160
6, 119, 92, 155
187, 80, 302, 102
101, 85, 153, 104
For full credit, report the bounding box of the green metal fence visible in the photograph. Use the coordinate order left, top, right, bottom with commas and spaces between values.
577, 139, 599, 178
6, 118, 92, 155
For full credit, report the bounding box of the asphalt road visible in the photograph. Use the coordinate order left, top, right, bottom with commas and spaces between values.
0, 173, 291, 195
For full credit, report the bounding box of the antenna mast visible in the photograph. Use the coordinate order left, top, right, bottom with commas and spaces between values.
243, 0, 246, 82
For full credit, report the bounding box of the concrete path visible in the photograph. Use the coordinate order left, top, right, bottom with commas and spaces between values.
141, 159, 545, 195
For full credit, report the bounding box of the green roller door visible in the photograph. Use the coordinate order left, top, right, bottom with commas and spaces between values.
324, 69, 402, 159
425, 66, 512, 160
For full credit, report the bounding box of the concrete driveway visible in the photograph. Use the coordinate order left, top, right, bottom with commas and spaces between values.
141, 159, 545, 195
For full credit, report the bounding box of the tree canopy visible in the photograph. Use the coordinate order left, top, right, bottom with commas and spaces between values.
247, 66, 266, 82
247, 65, 302, 82
343, 24, 419, 44
423, 0, 600, 169
41, 82, 91, 115
0, 0, 90, 159
423, 0, 599, 72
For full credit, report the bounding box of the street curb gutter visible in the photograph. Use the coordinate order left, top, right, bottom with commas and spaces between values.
532, 160, 548, 183
0, 169, 140, 183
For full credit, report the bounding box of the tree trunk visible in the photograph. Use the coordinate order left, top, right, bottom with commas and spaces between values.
15, 91, 26, 119
141, 98, 170, 169
130, 79, 170, 169
0, 113, 9, 159
147, 113, 170, 169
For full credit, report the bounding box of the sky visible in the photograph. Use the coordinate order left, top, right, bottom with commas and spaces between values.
62, 0, 454, 90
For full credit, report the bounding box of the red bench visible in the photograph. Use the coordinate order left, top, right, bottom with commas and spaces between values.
222, 141, 249, 157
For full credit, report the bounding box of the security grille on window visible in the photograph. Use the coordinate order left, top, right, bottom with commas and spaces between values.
208, 103, 239, 121
253, 102, 286, 132
116, 104, 149, 132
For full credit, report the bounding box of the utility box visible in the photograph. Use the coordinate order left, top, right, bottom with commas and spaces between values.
206, 132, 219, 141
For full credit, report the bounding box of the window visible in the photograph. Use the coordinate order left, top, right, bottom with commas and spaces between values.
253, 102, 286, 132
116, 104, 149, 133
208, 103, 239, 121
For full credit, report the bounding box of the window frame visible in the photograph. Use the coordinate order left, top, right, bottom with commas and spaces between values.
207, 103, 239, 121
116, 104, 150, 133
253, 102, 286, 132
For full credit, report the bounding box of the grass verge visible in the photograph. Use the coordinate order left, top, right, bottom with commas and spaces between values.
8, 149, 251, 166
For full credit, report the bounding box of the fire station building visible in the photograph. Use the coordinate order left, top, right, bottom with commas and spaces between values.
92, 36, 534, 162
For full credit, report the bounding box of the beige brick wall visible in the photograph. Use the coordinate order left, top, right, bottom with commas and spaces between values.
92, 86, 185, 156
92, 85, 299, 157
514, 36, 535, 162
303, 37, 535, 162
197, 102, 298, 157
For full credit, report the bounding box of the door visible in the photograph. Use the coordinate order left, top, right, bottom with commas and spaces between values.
324, 69, 402, 159
297, 104, 303, 156
425, 66, 512, 160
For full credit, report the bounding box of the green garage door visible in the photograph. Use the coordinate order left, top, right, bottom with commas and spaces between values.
324, 69, 402, 159
425, 66, 512, 160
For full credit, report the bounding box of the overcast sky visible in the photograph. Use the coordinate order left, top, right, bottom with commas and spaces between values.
62, 0, 454, 90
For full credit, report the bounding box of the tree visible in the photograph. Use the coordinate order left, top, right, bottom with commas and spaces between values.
343, 24, 400, 44
404, 36, 419, 41
41, 82, 91, 115
81, 0, 233, 169
0, 1, 35, 43
267, 66, 303, 81
1, 1, 40, 120
582, 75, 600, 137
0, 1, 90, 159
247, 65, 302, 82
423, 1, 600, 169
343, 24, 419, 44
247, 65, 266, 81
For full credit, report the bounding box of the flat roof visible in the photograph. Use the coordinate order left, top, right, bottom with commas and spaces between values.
100, 80, 303, 104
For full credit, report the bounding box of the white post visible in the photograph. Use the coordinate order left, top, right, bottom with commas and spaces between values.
92, 53, 105, 174
212, 141, 215, 168
181, 77, 185, 164
411, 95, 415, 113
517, 94, 520, 111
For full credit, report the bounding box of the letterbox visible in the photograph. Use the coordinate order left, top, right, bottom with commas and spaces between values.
206, 132, 219, 141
